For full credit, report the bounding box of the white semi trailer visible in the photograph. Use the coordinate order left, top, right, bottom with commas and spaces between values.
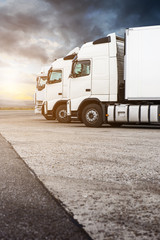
42, 47, 79, 122
67, 25, 160, 127
34, 65, 50, 114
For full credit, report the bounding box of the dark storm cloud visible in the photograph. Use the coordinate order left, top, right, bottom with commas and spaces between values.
42, 0, 160, 57
44, 0, 105, 45
46, 0, 160, 24
0, 11, 46, 33
0, 27, 48, 62
45, 0, 160, 32
0, 0, 160, 62
112, 0, 160, 28
17, 44, 49, 63
0, 2, 51, 63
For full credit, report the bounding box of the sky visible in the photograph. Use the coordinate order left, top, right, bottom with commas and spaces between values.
0, 0, 160, 105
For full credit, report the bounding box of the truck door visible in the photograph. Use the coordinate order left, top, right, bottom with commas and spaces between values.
69, 60, 91, 110
46, 69, 63, 102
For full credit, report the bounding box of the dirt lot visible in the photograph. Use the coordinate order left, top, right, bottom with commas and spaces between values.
0, 110, 160, 240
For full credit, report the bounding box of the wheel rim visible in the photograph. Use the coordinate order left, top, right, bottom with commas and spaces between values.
86, 109, 99, 123
59, 110, 67, 119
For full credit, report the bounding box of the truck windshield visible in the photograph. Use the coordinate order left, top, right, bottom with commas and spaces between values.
36, 76, 47, 91
48, 70, 62, 84
73, 60, 90, 78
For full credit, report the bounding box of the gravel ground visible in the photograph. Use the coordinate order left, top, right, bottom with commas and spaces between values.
0, 110, 160, 240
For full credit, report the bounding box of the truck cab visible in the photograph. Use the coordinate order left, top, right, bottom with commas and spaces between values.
42, 47, 79, 122
34, 66, 50, 114
67, 33, 124, 126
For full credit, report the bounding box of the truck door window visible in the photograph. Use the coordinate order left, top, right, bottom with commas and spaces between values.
37, 76, 47, 90
73, 60, 90, 78
48, 70, 62, 84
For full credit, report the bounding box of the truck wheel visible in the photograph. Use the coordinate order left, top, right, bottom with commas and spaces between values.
56, 104, 71, 123
82, 104, 103, 127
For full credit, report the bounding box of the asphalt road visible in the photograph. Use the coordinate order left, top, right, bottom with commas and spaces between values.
0, 132, 92, 239
0, 110, 160, 240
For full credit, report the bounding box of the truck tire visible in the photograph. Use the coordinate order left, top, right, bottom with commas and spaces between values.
82, 104, 103, 127
56, 104, 71, 123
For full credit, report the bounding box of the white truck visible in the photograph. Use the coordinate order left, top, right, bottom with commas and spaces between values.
42, 47, 79, 122
67, 25, 160, 127
34, 65, 50, 114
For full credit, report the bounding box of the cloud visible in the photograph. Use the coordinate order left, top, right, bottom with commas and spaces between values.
43, 0, 104, 45
0, 0, 105, 63
0, 0, 160, 63
111, 0, 160, 28
0, 0, 57, 63
45, 0, 160, 37
0, 60, 11, 68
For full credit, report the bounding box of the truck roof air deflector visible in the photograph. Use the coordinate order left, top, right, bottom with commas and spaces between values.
63, 54, 77, 60
93, 36, 111, 45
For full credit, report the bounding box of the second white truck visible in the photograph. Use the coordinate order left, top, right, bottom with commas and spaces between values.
42, 47, 79, 122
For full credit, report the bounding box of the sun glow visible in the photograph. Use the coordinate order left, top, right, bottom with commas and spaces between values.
1, 68, 35, 101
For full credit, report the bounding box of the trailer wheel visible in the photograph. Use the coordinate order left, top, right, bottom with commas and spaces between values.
56, 104, 71, 123
82, 104, 103, 127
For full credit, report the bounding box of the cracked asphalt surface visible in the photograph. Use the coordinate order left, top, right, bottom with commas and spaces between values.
0, 110, 160, 240
0, 133, 92, 240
